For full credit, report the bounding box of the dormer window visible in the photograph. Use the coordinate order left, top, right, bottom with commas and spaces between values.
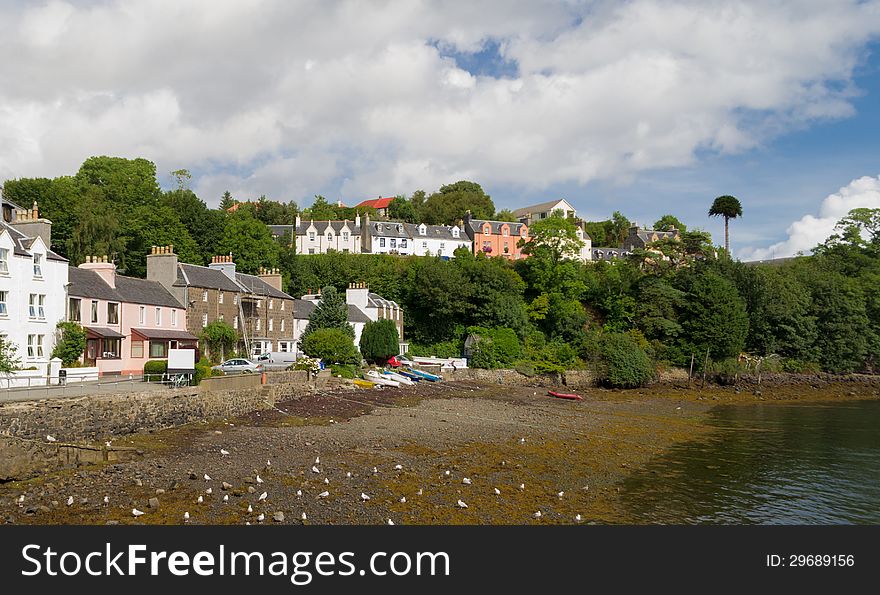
33, 253, 42, 277
0, 248, 8, 274
419, 225, 426, 236
309, 232, 316, 242
452, 228, 459, 238
327, 232, 333, 242
483, 225, 491, 234
502, 227, 509, 236
521, 228, 528, 238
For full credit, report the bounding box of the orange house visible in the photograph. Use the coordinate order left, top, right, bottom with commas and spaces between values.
463, 212, 531, 259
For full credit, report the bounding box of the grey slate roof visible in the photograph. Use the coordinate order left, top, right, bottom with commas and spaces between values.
512, 199, 572, 218
0, 220, 68, 262
69, 267, 185, 308
235, 272, 292, 300
269, 221, 362, 237
175, 263, 243, 292
347, 305, 371, 323
402, 223, 465, 241
367, 292, 399, 309
292, 298, 372, 324
465, 218, 529, 236
368, 221, 410, 238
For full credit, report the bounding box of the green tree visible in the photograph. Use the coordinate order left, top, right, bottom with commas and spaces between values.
216, 210, 281, 274
170, 168, 192, 191
421, 181, 495, 225
301, 286, 354, 348
0, 336, 22, 374
466, 326, 521, 369
675, 267, 749, 361
76, 156, 160, 211
359, 319, 400, 363
597, 332, 653, 388
66, 187, 126, 266
495, 208, 517, 222
709, 195, 743, 253
160, 189, 225, 265
51, 322, 88, 367
519, 210, 584, 265
388, 196, 420, 223
653, 214, 687, 233
123, 205, 201, 276
219, 191, 237, 211
302, 328, 361, 364
200, 320, 238, 363
303, 195, 339, 220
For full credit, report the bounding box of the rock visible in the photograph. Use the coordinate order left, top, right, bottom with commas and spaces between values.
247, 486, 256, 494
222, 482, 233, 491
273, 512, 285, 522
51, 501, 59, 508
105, 520, 119, 526
169, 481, 181, 491
155, 489, 165, 495
133, 479, 143, 487
189, 472, 198, 480
37, 506, 50, 514
148, 497, 160, 509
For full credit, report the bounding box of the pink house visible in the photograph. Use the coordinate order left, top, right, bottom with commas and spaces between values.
68, 257, 197, 376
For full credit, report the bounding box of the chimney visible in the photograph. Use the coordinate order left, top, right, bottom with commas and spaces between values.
146, 244, 179, 291
346, 281, 369, 309
79, 254, 117, 288
9, 201, 53, 248
258, 267, 283, 291
355, 212, 361, 228
209, 253, 237, 281
295, 214, 301, 228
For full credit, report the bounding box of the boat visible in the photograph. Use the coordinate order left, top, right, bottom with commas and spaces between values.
381, 370, 414, 385
547, 390, 583, 401
397, 370, 422, 382
405, 367, 442, 382
353, 378, 376, 389
366, 370, 400, 387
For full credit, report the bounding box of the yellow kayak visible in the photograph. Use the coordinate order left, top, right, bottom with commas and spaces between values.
353, 378, 376, 389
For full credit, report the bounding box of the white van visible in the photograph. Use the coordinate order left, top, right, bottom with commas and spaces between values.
256, 351, 298, 370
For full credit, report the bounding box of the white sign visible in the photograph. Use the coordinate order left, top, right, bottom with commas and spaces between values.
167, 348, 196, 373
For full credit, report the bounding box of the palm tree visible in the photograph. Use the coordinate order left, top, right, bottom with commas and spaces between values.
709, 195, 743, 254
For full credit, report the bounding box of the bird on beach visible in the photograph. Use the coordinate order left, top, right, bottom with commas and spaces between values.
103, 496, 109, 504
66, 496, 74, 506
361, 493, 370, 501
247, 505, 253, 513
318, 491, 329, 498
301, 512, 307, 521
267, 460, 271, 467
257, 513, 265, 522
519, 438, 526, 444
519, 483, 525, 490
387, 519, 395, 525
457, 500, 468, 509
311, 466, 320, 474
416, 489, 423, 496
533, 511, 542, 519
296, 490, 303, 497
444, 470, 451, 477
197, 496, 204, 503
132, 508, 144, 517
372, 467, 378, 474
105, 441, 112, 447
256, 475, 264, 484
184, 512, 190, 521
394, 464, 403, 470
494, 488, 501, 495
346, 472, 352, 478
204, 474, 212, 481
315, 456, 320, 464
220, 449, 230, 456
462, 478, 472, 485
575, 514, 582, 522
223, 494, 229, 503
400, 497, 406, 503
324, 478, 329, 484
206, 488, 213, 494
17, 495, 25, 505
557, 491, 565, 498
258, 491, 268, 501
46, 435, 57, 442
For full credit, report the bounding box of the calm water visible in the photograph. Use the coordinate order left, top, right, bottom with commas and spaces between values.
618, 399, 880, 524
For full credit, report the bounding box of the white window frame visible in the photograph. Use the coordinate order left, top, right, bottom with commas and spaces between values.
91, 300, 99, 323
155, 307, 161, 325
33, 253, 42, 277
233, 316, 238, 330
269, 318, 274, 332
0, 248, 8, 274
202, 290, 208, 302
219, 292, 224, 304
171, 309, 178, 327
309, 232, 316, 242
201, 313, 208, 327
379, 237, 385, 248
280, 319, 285, 332
0, 290, 8, 316
139, 306, 146, 325
256, 319, 261, 332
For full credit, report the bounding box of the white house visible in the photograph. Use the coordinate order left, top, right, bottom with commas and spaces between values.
269, 215, 362, 255
513, 198, 578, 224
362, 215, 412, 255
404, 223, 471, 258
575, 225, 593, 262
0, 203, 69, 369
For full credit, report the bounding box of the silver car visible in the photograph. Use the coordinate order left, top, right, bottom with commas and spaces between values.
211, 358, 262, 375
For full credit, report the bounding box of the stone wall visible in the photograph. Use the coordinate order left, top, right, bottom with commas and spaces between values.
0, 435, 141, 481
198, 373, 262, 392
265, 370, 310, 385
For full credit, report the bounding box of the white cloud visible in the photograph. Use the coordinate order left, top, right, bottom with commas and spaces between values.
0, 0, 878, 206
740, 175, 880, 260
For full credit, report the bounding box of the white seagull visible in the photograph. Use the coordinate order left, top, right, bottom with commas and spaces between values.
311, 466, 320, 474
533, 511, 542, 519
247, 505, 253, 513
394, 464, 403, 470
66, 496, 74, 506
387, 519, 395, 525
258, 491, 268, 501
519, 438, 526, 444
416, 489, 423, 496
400, 497, 406, 503
457, 500, 468, 509
301, 512, 307, 521
318, 491, 329, 498
324, 478, 329, 484
46, 435, 57, 442
256, 475, 264, 484
220, 449, 230, 456
519, 483, 525, 490
346, 472, 352, 478
17, 494, 25, 505
223, 494, 229, 503
372, 467, 378, 474
315, 456, 320, 464
575, 514, 582, 522
494, 488, 501, 495
197, 496, 204, 503
266, 460, 271, 467
257, 513, 265, 522
205, 488, 213, 495
296, 490, 303, 497
557, 491, 564, 498
360, 493, 371, 501
132, 508, 145, 517
444, 470, 451, 477
462, 478, 472, 485
105, 441, 112, 447
204, 474, 212, 481
103, 496, 109, 504
184, 512, 190, 521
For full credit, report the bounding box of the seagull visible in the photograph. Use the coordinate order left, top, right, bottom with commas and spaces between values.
457, 500, 468, 509
258, 491, 268, 501
346, 472, 352, 478
247, 505, 253, 513
315, 456, 320, 464
361, 493, 371, 501
256, 475, 264, 484
197, 496, 204, 503
105, 441, 112, 447
519, 438, 526, 444
296, 490, 302, 497
372, 467, 378, 474
205, 488, 213, 494
494, 488, 501, 495
17, 494, 25, 505
301, 512, 307, 521
416, 489, 423, 496
462, 478, 472, 485
46, 435, 57, 442
220, 449, 230, 456
519, 483, 525, 490
533, 511, 542, 519
266, 460, 271, 467
66, 496, 74, 506
318, 491, 329, 498
394, 464, 403, 470
103, 496, 109, 504
557, 491, 565, 498
184, 512, 190, 521
257, 513, 265, 522
324, 478, 329, 484
311, 466, 320, 474
575, 514, 582, 522
444, 470, 451, 477
387, 519, 395, 525
204, 474, 212, 481
223, 494, 229, 503
132, 508, 145, 517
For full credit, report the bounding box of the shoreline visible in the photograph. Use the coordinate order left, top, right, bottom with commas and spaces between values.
0, 378, 877, 525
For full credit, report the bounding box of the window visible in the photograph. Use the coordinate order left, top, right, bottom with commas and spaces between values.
36, 335, 44, 358
257, 300, 262, 309
279, 341, 291, 353
390, 238, 397, 249
68, 298, 81, 321
540, 212, 547, 219
502, 228, 509, 236
379, 237, 385, 248
400, 239, 407, 248
139, 306, 146, 325
91, 300, 99, 323
202, 290, 208, 302
309, 232, 316, 242
419, 225, 426, 236
27, 334, 44, 358
171, 310, 177, 326
29, 294, 36, 318
233, 294, 239, 305
327, 233, 333, 242
503, 242, 509, 254
107, 302, 119, 325
103, 338, 120, 359
269, 318, 274, 332
0, 248, 8, 274
256, 319, 261, 331
269, 300, 274, 310
155, 307, 161, 325
0, 291, 8, 316
33, 253, 42, 277
342, 232, 349, 241
308, 248, 315, 254
280, 302, 285, 311
150, 341, 168, 358
28, 294, 45, 319
521, 228, 528, 238
233, 316, 238, 330
201, 313, 208, 327
452, 228, 460, 238
280, 319, 285, 332
422, 241, 428, 249
219, 292, 224, 304
484, 225, 491, 234
131, 340, 144, 358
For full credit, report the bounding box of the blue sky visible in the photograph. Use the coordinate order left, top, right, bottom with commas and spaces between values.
2, 1, 880, 259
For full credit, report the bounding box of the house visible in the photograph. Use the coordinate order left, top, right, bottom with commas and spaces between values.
269, 215, 362, 255
354, 196, 396, 218
622, 224, 681, 251
404, 223, 471, 258
67, 257, 195, 375
146, 246, 297, 359
463, 212, 531, 260
362, 215, 413, 255
294, 283, 406, 357
591, 247, 631, 261
0, 202, 68, 369
513, 198, 577, 225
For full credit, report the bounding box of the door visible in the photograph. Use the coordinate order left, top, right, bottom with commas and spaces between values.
85, 339, 98, 366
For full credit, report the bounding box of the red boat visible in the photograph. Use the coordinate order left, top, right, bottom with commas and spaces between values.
547, 391, 583, 401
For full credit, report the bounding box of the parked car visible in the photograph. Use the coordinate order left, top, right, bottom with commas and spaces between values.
387, 355, 402, 368
211, 359, 262, 375
255, 351, 298, 370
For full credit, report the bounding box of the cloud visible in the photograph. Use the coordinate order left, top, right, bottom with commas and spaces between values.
740, 175, 880, 260
0, 1, 879, 206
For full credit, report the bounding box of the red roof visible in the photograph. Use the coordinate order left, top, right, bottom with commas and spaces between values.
355, 196, 395, 210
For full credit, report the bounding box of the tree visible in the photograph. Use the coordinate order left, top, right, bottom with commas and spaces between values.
709, 195, 743, 254
421, 181, 495, 225
495, 208, 517, 222
819, 207, 880, 256
388, 196, 420, 223
359, 319, 400, 363
170, 169, 192, 191
597, 333, 653, 388
301, 328, 361, 364
216, 210, 281, 274
122, 204, 201, 276
0, 336, 21, 374
519, 210, 584, 265
66, 187, 126, 266
51, 322, 88, 367
200, 320, 238, 363
76, 156, 160, 211
160, 189, 225, 264
302, 195, 338, 220
675, 267, 749, 361
300, 286, 354, 349
219, 191, 237, 211
653, 214, 687, 233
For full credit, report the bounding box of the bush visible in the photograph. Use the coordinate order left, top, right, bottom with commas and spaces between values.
407, 340, 462, 358
200, 320, 238, 363
780, 358, 822, 374
331, 364, 359, 379
143, 360, 168, 378
301, 328, 361, 365
192, 358, 213, 385
466, 326, 521, 369
597, 333, 653, 388
708, 357, 747, 385
51, 322, 87, 367
359, 319, 400, 363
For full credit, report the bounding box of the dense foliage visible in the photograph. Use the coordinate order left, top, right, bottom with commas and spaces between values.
51, 322, 88, 367
359, 319, 400, 363
300, 286, 354, 348
597, 332, 654, 388
200, 320, 238, 363
301, 328, 361, 364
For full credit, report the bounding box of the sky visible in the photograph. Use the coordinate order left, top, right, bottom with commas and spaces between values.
1, 0, 880, 259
